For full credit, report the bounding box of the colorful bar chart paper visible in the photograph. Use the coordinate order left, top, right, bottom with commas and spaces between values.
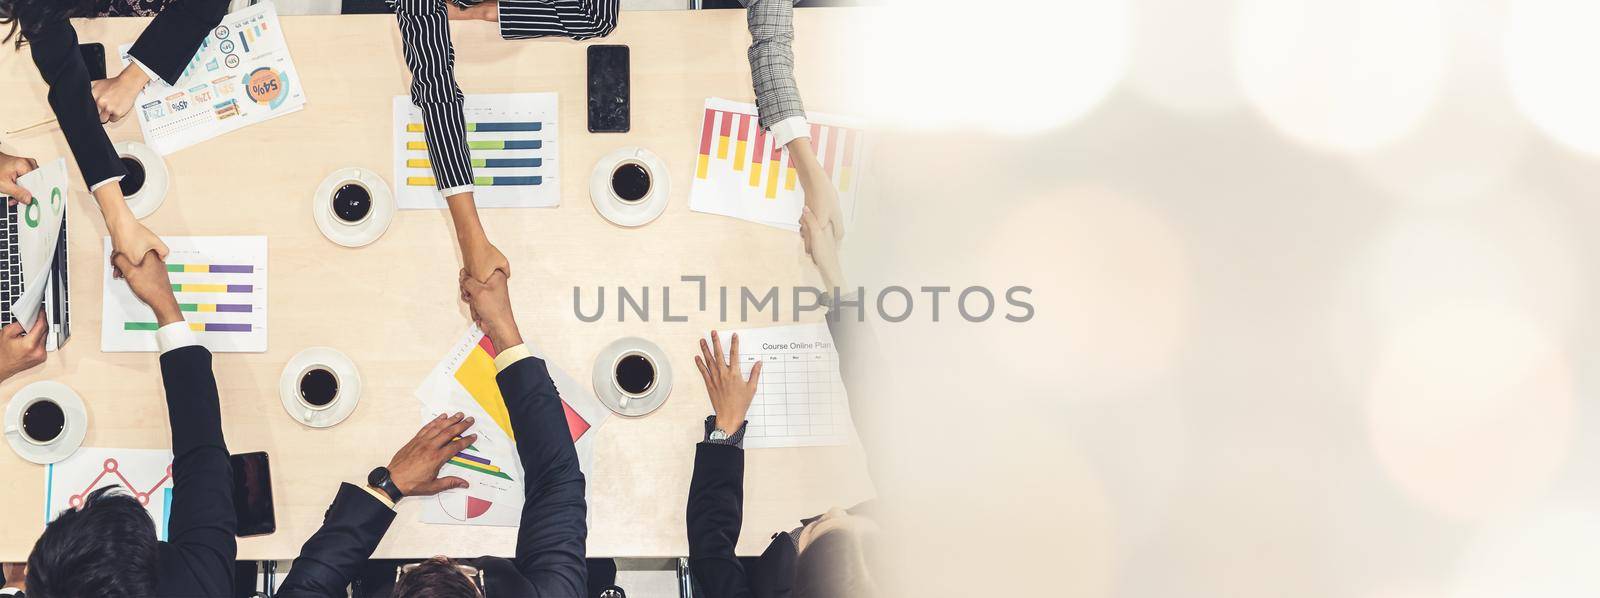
102, 236, 268, 352
393, 93, 560, 209
689, 97, 870, 232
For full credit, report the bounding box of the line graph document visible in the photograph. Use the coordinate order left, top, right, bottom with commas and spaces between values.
716, 323, 855, 449
45, 447, 176, 541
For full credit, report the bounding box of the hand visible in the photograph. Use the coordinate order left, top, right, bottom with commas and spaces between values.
2, 562, 24, 591
0, 152, 38, 206
695, 330, 762, 432
461, 268, 522, 350
461, 237, 510, 283
109, 218, 170, 268
790, 140, 844, 241
386, 412, 478, 497
800, 206, 846, 291
110, 250, 181, 325
89, 65, 150, 124
446, 0, 498, 21
0, 312, 48, 382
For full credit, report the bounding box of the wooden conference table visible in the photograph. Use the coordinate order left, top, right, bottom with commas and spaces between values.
0, 9, 875, 560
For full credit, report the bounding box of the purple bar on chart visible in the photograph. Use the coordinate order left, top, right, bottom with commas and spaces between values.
216, 304, 253, 313
227, 285, 253, 293
209, 265, 254, 274
203, 323, 252, 332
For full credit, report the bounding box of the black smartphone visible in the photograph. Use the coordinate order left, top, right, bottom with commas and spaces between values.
231, 452, 276, 537
587, 45, 630, 133
78, 42, 106, 81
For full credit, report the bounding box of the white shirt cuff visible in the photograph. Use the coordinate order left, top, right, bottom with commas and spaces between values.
89, 175, 125, 193
128, 56, 163, 85
156, 321, 198, 353
493, 344, 532, 372
360, 483, 397, 510
440, 184, 475, 198
768, 115, 811, 148
1, 587, 24, 596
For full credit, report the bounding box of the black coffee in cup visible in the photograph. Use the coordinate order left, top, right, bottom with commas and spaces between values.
299, 368, 339, 407
611, 163, 651, 203
22, 399, 65, 443
615, 353, 655, 395
119, 156, 146, 196
332, 183, 372, 223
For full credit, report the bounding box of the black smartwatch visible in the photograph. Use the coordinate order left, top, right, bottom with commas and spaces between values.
367, 466, 404, 503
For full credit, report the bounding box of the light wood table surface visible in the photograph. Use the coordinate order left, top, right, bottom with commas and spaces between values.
0, 8, 875, 560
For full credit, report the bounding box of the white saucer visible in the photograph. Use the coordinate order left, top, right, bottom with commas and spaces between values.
4, 381, 88, 464
313, 168, 395, 248
591, 337, 673, 417
590, 147, 670, 228
279, 346, 362, 428
114, 141, 167, 220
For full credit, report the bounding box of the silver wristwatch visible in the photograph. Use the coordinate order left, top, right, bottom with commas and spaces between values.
709, 427, 732, 442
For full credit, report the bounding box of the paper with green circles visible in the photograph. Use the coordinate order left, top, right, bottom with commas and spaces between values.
10, 158, 67, 326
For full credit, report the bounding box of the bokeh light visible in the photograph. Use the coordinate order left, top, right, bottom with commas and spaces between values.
1504, 0, 1600, 156
1127, 0, 1244, 113
1454, 510, 1600, 597
1234, 0, 1445, 151
1368, 304, 1572, 520
860, 0, 1127, 135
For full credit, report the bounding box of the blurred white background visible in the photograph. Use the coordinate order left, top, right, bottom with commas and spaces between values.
840, 0, 1600, 595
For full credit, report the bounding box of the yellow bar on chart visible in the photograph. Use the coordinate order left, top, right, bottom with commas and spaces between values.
749, 162, 763, 187
406, 159, 431, 168
784, 167, 797, 191
406, 123, 426, 132
765, 162, 780, 199
733, 140, 747, 171
717, 136, 729, 159
407, 177, 437, 186
839, 167, 852, 192
696, 154, 709, 179
406, 141, 429, 150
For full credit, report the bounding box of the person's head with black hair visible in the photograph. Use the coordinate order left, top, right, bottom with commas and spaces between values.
793, 508, 881, 598
25, 486, 160, 598
0, 0, 98, 48
393, 556, 483, 598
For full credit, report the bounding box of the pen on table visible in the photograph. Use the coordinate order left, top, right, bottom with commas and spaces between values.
5, 117, 58, 136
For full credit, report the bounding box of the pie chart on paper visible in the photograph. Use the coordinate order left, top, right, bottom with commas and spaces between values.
441, 491, 496, 521
435, 434, 518, 523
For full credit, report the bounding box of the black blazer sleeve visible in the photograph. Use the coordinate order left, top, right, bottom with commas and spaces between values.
498, 356, 588, 596
277, 484, 398, 598
687, 443, 754, 598
126, 0, 231, 84
156, 345, 237, 596
26, 16, 124, 189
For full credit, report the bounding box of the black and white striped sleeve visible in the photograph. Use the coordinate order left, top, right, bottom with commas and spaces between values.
496, 0, 619, 41
746, 0, 809, 146
393, 0, 476, 195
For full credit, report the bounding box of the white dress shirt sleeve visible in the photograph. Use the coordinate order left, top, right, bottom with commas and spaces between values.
156, 321, 198, 353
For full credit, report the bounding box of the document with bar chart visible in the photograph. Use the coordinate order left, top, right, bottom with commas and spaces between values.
101, 236, 268, 353
392, 93, 561, 209
689, 97, 870, 232
414, 325, 607, 526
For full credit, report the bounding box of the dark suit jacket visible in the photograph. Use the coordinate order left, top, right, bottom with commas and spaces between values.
278, 355, 588, 597
154, 345, 239, 597
23, 0, 228, 189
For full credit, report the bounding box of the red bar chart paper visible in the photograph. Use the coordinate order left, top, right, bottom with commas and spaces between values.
689, 97, 870, 232
101, 236, 269, 352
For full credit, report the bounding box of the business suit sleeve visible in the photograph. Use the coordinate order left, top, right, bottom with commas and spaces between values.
746, 0, 805, 132
392, 0, 475, 193
496, 0, 618, 40
159, 345, 238, 596
277, 484, 399, 597
125, 0, 229, 84
497, 356, 588, 596
687, 442, 754, 598
26, 17, 125, 190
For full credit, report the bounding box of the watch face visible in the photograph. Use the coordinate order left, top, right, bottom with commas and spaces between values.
367, 466, 389, 487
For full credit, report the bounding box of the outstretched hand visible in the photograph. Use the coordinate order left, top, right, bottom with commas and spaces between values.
0, 312, 48, 382
387, 412, 479, 497
695, 330, 761, 433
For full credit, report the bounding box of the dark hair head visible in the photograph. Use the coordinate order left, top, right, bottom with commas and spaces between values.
26, 486, 160, 598
795, 528, 878, 598
393, 556, 481, 598
1, 0, 99, 49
